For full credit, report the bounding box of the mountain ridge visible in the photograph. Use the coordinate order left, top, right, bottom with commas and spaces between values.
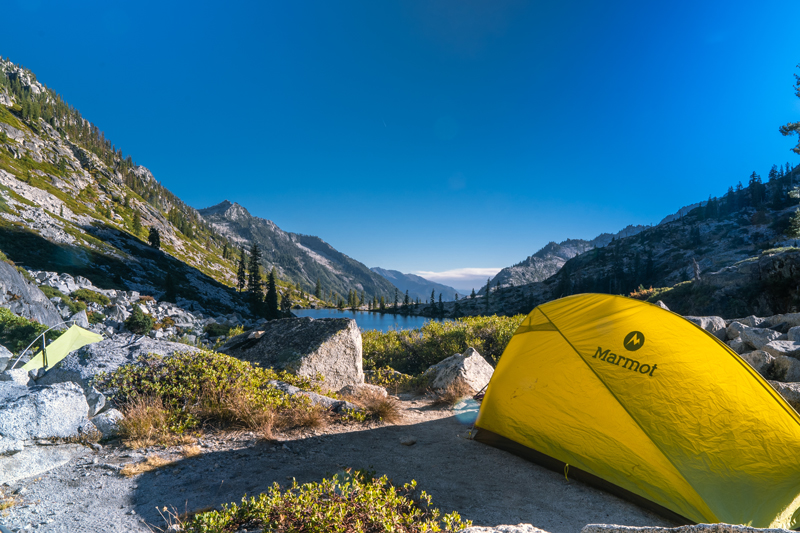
369, 267, 461, 302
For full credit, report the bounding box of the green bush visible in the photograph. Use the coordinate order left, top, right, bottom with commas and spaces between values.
87, 311, 105, 325
72, 288, 111, 307
181, 471, 470, 533
204, 323, 232, 337
0, 308, 63, 353
39, 285, 86, 315
93, 350, 319, 435
362, 315, 523, 374
124, 305, 153, 334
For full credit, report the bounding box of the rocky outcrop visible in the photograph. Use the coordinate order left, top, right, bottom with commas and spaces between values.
741, 327, 782, 350
268, 380, 360, 414
459, 526, 550, 533
220, 317, 364, 390
0, 260, 64, 327
422, 347, 494, 392
684, 316, 727, 340
0, 382, 91, 447
36, 336, 200, 393
580, 524, 794, 533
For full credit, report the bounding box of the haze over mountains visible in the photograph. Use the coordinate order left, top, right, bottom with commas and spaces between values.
369, 267, 461, 302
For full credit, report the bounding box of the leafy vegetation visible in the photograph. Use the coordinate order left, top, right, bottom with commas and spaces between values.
0, 307, 63, 353
362, 315, 523, 374
39, 285, 86, 315
72, 288, 110, 307
93, 351, 324, 442
124, 305, 153, 334
179, 471, 470, 533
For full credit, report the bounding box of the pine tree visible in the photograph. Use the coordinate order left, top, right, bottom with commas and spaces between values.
470, 288, 476, 299
280, 289, 293, 317
315, 279, 322, 299
438, 293, 444, 316
430, 289, 435, 305
132, 211, 142, 236
787, 208, 800, 239
237, 247, 247, 292
265, 267, 280, 319
394, 288, 399, 309
148, 227, 160, 249
247, 243, 264, 313
222, 243, 228, 261
403, 290, 410, 307
164, 271, 177, 303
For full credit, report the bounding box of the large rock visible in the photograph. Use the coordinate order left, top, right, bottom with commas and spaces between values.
788, 326, 800, 342
0, 444, 85, 484
0, 260, 64, 327
684, 316, 727, 340
726, 321, 747, 340
36, 336, 200, 393
768, 381, 800, 412
741, 350, 775, 376
70, 309, 90, 328
220, 317, 363, 390
763, 340, 800, 359
91, 408, 123, 439
581, 524, 794, 533
459, 526, 549, 533
743, 349, 800, 383
422, 347, 494, 392
0, 344, 11, 372
268, 380, 360, 414
0, 382, 90, 442
740, 327, 782, 350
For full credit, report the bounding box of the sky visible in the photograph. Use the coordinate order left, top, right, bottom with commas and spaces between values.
3, 1, 800, 292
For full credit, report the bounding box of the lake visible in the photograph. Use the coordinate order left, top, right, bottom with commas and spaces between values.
292, 308, 449, 332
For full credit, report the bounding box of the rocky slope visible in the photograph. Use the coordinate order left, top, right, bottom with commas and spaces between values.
199, 200, 397, 300
482, 225, 649, 294
0, 57, 395, 314
370, 267, 461, 301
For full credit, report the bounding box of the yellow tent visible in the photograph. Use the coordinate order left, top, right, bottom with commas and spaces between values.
474, 293, 800, 528
22, 324, 103, 372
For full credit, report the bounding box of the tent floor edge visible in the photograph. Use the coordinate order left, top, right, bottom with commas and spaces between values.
472, 427, 694, 526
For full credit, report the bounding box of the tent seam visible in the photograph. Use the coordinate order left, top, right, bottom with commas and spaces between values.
537, 303, 716, 523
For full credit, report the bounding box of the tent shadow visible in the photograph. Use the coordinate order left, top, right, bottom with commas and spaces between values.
131, 415, 677, 533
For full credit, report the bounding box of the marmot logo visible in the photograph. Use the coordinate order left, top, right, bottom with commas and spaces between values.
623, 331, 645, 351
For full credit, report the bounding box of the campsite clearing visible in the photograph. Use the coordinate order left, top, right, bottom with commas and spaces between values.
0, 394, 674, 533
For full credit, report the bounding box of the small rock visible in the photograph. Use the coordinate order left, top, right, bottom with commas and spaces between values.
726, 321, 747, 340
727, 337, 747, 354
653, 300, 669, 310
400, 436, 417, 446
91, 408, 123, 439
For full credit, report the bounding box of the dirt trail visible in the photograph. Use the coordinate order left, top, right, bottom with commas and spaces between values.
0, 397, 675, 533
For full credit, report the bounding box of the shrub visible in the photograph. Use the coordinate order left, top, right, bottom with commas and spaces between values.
0, 308, 63, 353
125, 305, 153, 334
362, 315, 522, 374
87, 311, 105, 325
204, 323, 231, 337
432, 379, 474, 407
72, 288, 111, 307
180, 472, 470, 533
93, 350, 320, 438
153, 316, 175, 330
39, 285, 86, 315
139, 295, 155, 302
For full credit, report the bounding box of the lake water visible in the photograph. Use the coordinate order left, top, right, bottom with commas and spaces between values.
292, 308, 448, 332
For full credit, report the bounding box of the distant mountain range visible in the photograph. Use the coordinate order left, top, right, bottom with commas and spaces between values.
370, 267, 461, 302
199, 201, 397, 299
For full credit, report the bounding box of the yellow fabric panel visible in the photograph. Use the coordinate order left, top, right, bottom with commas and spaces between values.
539, 294, 800, 528
476, 328, 713, 523
515, 308, 558, 334
23, 325, 103, 371
477, 293, 800, 528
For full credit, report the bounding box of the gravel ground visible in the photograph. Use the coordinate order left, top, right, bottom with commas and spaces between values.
0, 397, 676, 533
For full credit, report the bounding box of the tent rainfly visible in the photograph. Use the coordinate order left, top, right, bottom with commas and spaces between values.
474, 293, 800, 529
22, 324, 103, 372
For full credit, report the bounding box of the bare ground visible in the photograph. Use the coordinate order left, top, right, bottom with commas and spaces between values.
0, 395, 677, 533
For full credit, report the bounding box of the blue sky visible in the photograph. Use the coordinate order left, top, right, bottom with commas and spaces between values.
3, 1, 800, 292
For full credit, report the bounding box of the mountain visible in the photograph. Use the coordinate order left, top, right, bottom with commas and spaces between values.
482, 225, 649, 294
370, 267, 461, 302
406, 166, 800, 319
199, 201, 397, 300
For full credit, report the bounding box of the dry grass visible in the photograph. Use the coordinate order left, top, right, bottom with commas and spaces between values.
118, 395, 174, 448
275, 404, 329, 431
120, 454, 176, 477
193, 385, 276, 439
0, 487, 20, 511
180, 444, 203, 458
432, 379, 475, 407
361, 391, 402, 424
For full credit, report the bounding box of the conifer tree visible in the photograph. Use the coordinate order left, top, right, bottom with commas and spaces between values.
247, 243, 264, 314
281, 289, 293, 317
148, 227, 160, 249
430, 289, 435, 305
315, 279, 322, 299
222, 243, 228, 261
265, 267, 280, 319
164, 271, 177, 303
470, 288, 476, 299
132, 210, 142, 237
237, 247, 247, 292
394, 288, 399, 309
403, 290, 410, 307
787, 208, 800, 239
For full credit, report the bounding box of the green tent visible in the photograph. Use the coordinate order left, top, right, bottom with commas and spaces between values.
22, 324, 103, 372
